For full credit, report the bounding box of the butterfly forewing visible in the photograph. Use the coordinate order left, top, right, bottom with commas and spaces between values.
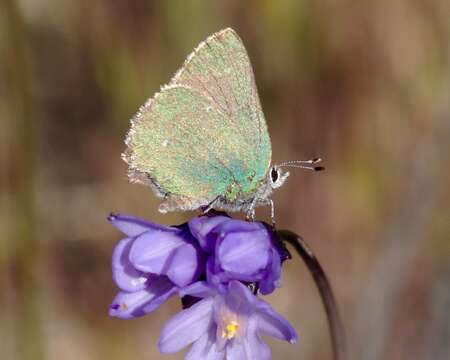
171, 28, 271, 173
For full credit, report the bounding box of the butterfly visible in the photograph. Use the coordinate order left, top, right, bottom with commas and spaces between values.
123, 28, 323, 221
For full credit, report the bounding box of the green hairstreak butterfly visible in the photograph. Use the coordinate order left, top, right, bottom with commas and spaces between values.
123, 28, 323, 220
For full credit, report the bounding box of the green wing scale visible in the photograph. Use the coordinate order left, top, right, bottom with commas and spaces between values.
123, 28, 272, 212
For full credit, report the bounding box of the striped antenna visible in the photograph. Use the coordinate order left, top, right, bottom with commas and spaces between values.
278, 158, 325, 171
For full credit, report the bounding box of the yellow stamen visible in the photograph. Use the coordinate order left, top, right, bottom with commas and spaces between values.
221, 321, 239, 340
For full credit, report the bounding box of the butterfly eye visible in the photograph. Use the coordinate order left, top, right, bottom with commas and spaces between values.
271, 167, 279, 183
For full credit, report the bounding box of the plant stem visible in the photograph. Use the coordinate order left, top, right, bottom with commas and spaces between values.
277, 230, 347, 360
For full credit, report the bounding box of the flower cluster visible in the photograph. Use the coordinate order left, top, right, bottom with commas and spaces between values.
108, 212, 297, 359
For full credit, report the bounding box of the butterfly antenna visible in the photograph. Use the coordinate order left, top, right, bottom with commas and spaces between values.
279, 158, 325, 172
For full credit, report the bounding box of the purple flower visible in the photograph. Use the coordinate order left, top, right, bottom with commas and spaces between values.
108, 212, 298, 358
189, 215, 283, 295
159, 280, 298, 360
108, 214, 205, 319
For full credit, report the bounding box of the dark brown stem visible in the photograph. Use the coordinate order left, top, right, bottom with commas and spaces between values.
277, 230, 347, 360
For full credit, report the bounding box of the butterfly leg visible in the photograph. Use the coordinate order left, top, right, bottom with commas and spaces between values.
245, 207, 255, 221
202, 196, 221, 214
245, 198, 257, 221
268, 198, 276, 227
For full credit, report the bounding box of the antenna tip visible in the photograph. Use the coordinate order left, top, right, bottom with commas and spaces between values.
312, 158, 322, 163
314, 166, 325, 172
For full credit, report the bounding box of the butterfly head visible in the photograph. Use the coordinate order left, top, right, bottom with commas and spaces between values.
271, 158, 324, 190
269, 165, 290, 189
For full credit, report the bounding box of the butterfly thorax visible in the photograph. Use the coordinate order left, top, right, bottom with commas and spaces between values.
216, 173, 273, 212
223, 173, 265, 201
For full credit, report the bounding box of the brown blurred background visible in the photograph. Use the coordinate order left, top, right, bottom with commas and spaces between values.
1, 0, 449, 359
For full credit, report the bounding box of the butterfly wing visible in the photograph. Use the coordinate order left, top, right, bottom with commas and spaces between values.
123, 28, 271, 212
124, 85, 247, 211
170, 28, 271, 169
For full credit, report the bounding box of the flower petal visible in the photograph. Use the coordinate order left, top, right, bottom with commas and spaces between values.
165, 243, 203, 287
129, 230, 185, 274
216, 229, 270, 279
224, 281, 255, 316
227, 337, 271, 360
226, 340, 247, 360
112, 237, 147, 292
185, 327, 224, 360
255, 301, 298, 344
142, 281, 178, 314
108, 213, 174, 237
259, 248, 282, 295
180, 281, 216, 299
159, 297, 215, 353
213, 219, 265, 235
109, 276, 176, 319
207, 256, 233, 289
241, 316, 272, 360
188, 215, 230, 252
224, 317, 271, 360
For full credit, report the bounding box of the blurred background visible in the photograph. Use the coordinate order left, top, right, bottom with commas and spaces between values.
1, 0, 449, 359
